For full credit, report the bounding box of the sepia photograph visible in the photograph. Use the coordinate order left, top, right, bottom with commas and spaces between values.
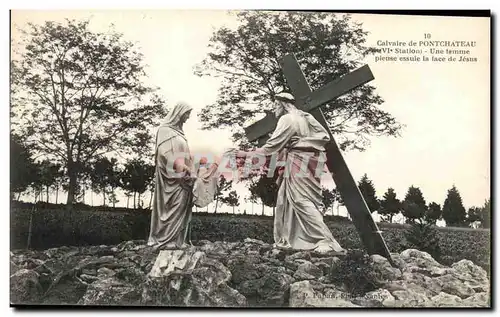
9, 9, 491, 308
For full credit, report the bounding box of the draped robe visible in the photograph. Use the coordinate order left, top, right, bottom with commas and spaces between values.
147, 124, 193, 249
260, 110, 344, 252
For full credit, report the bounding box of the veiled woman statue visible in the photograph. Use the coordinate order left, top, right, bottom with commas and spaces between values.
236, 94, 345, 254
147, 102, 195, 250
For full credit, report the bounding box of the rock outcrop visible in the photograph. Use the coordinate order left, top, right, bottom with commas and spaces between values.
10, 240, 490, 307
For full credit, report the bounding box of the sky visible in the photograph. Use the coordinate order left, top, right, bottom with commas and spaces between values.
10, 10, 491, 221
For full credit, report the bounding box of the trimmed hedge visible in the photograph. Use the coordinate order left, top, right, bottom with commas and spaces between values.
10, 203, 490, 273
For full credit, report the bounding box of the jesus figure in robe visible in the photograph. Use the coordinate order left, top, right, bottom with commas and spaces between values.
236, 94, 345, 254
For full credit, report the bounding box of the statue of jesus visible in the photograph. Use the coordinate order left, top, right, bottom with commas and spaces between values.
236, 94, 345, 254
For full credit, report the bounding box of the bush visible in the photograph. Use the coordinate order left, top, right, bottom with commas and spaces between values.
328, 249, 380, 296
404, 222, 441, 261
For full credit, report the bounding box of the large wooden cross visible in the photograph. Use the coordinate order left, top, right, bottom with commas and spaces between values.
245, 54, 393, 261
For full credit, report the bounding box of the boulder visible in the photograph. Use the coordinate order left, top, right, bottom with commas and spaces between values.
79, 277, 141, 305
461, 292, 490, 307
294, 261, 323, 279
142, 249, 246, 307
370, 254, 402, 283
10, 269, 43, 304
429, 292, 463, 307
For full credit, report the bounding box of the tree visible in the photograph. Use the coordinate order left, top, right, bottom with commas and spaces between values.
378, 188, 401, 223
402, 186, 427, 223
10, 134, 38, 199
442, 185, 467, 227
222, 190, 240, 214
11, 19, 166, 208
479, 198, 491, 229
37, 159, 63, 203
322, 187, 336, 215
426, 202, 442, 225
120, 159, 155, 209
213, 175, 233, 213
89, 157, 120, 207
332, 188, 344, 216
467, 207, 482, 228
248, 174, 279, 216
195, 11, 402, 150
358, 174, 379, 213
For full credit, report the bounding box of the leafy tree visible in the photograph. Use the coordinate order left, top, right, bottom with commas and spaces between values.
222, 190, 240, 214
11, 19, 166, 208
195, 11, 402, 150
248, 173, 279, 216
378, 188, 401, 223
322, 187, 336, 215
120, 159, 155, 209
213, 175, 233, 213
442, 185, 467, 227
480, 198, 491, 229
332, 188, 344, 216
89, 157, 120, 207
358, 174, 379, 213
402, 186, 427, 223
10, 134, 38, 199
467, 207, 482, 228
37, 159, 63, 203
425, 202, 442, 225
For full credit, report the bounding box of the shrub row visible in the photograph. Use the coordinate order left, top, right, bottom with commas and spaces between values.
10, 206, 490, 272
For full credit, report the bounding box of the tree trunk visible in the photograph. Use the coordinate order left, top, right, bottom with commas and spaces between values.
66, 161, 78, 209
138, 193, 141, 209
127, 195, 130, 209
389, 214, 393, 223
46, 186, 49, 203
17, 192, 21, 201
55, 186, 59, 204
133, 192, 136, 209
27, 192, 39, 249
214, 199, 218, 214
273, 206, 275, 217
103, 191, 106, 207
112, 189, 116, 208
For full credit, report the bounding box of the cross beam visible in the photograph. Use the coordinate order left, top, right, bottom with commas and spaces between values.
245, 54, 393, 261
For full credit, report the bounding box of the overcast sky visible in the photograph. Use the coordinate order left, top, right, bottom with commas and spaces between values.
11, 11, 490, 220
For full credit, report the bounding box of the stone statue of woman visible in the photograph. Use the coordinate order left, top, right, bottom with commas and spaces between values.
147, 102, 195, 250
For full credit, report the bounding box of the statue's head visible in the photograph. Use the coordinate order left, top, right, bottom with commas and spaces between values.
179, 108, 192, 126
162, 101, 193, 128
273, 93, 296, 118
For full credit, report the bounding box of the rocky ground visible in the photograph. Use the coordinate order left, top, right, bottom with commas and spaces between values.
10, 238, 490, 307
